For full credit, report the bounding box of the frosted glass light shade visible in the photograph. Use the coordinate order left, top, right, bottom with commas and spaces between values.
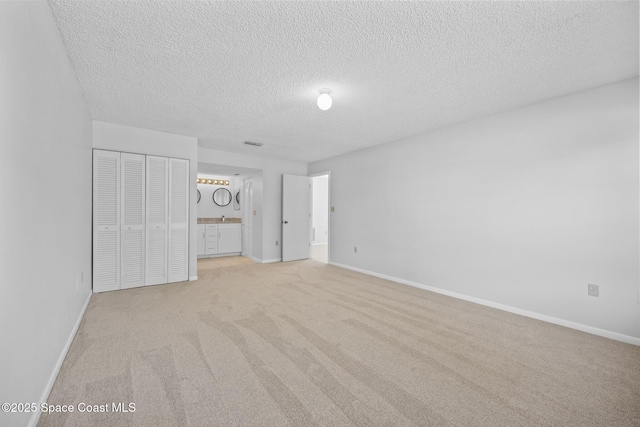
317, 91, 332, 110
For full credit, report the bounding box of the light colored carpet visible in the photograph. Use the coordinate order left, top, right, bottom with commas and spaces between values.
196, 255, 256, 270
38, 259, 640, 426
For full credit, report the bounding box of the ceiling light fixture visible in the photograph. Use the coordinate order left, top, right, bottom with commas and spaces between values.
317, 88, 332, 110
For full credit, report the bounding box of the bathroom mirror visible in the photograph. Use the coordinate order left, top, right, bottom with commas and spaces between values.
213, 188, 232, 206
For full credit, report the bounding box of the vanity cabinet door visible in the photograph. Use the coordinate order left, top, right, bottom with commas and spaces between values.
218, 224, 241, 253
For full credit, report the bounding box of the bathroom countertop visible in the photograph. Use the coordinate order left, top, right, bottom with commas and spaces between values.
197, 217, 242, 224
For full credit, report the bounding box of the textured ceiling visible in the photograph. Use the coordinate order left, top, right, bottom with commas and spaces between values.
48, 1, 638, 163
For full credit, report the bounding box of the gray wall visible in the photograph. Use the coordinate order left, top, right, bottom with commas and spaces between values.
196, 175, 243, 220
0, 3, 93, 426
310, 78, 640, 342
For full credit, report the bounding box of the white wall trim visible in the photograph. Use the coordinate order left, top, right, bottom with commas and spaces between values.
28, 293, 92, 427
329, 262, 640, 346
261, 258, 282, 264
189, 275, 198, 281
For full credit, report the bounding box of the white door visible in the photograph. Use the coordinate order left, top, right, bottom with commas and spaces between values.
282, 174, 311, 262
93, 150, 121, 292
93, 150, 120, 292
168, 158, 189, 283
120, 153, 145, 289
146, 156, 168, 286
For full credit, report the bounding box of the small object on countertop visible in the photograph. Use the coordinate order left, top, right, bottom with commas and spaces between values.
221, 215, 225, 222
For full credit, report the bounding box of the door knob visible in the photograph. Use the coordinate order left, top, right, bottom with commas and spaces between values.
283, 221, 288, 224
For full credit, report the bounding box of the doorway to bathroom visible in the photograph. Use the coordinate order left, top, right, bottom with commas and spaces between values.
310, 173, 329, 263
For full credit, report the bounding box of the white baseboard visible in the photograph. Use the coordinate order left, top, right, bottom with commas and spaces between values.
28, 292, 92, 427
261, 258, 282, 264
329, 262, 640, 347
189, 275, 198, 281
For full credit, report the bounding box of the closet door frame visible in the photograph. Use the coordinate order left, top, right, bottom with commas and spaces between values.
93, 150, 190, 291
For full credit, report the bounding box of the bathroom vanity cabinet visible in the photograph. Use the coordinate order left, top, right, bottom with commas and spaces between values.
197, 221, 241, 257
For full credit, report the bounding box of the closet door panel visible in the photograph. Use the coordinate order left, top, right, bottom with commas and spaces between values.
121, 153, 145, 289
146, 156, 168, 286
93, 150, 120, 293
168, 158, 189, 282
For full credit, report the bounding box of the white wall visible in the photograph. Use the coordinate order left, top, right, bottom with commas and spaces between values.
312, 175, 329, 244
196, 175, 241, 219
0, 2, 93, 426
93, 121, 199, 280
198, 147, 307, 262
310, 78, 640, 343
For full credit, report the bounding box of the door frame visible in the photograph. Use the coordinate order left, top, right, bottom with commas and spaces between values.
309, 171, 331, 264
242, 178, 254, 259
282, 174, 312, 262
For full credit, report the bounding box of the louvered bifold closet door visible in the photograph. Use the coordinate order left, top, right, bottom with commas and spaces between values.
121, 153, 145, 289
168, 158, 189, 282
146, 156, 168, 286
93, 150, 120, 293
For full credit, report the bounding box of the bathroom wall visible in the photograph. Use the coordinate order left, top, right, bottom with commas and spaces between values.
197, 174, 242, 219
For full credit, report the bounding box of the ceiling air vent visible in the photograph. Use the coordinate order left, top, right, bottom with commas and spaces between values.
244, 141, 263, 147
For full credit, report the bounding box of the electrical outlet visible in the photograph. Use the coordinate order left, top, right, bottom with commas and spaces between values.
354, 246, 357, 253
588, 284, 599, 297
